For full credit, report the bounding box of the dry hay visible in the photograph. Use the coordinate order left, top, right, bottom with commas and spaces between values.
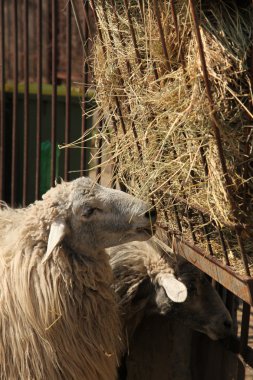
86, 0, 253, 274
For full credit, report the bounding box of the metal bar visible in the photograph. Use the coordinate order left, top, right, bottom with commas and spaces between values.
82, 0, 92, 38
240, 302, 250, 356
173, 237, 253, 305
6, 2, 11, 80
111, 116, 120, 189
51, 0, 57, 186
19, 2, 24, 80
172, 192, 253, 231
64, 1, 71, 181
171, 193, 225, 225
217, 225, 230, 266
89, 0, 106, 56
151, 60, 159, 81
46, 0, 52, 84
114, 0, 158, 80
236, 232, 250, 276
11, 0, 18, 207
89, 0, 119, 186
170, 0, 186, 69
81, 0, 89, 174
101, 0, 143, 159
23, 0, 29, 206
114, 96, 126, 134
111, 160, 118, 189
200, 212, 214, 256
250, 44, 253, 92
225, 290, 234, 315
237, 356, 246, 380
187, 0, 252, 275
138, 0, 144, 21
71, 0, 86, 49
32, 1, 36, 80
188, 0, 237, 216
199, 145, 209, 176
186, 207, 197, 244
143, 1, 189, 236
96, 120, 103, 183
170, 1, 220, 264
110, 0, 132, 75
241, 47, 253, 215
123, 0, 144, 74
90, 0, 129, 142
165, 198, 183, 234
35, 0, 42, 200
0, 0, 5, 200
173, 206, 183, 233
158, 193, 175, 231
99, 3, 125, 85
171, 1, 232, 268
243, 346, 253, 369
153, 0, 171, 72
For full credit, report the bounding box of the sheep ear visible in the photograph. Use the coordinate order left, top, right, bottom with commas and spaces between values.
157, 274, 188, 303
42, 220, 67, 263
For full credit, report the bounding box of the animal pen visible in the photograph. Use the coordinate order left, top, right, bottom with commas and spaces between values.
0, 0, 253, 379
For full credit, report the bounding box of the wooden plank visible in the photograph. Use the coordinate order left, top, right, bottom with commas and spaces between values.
173, 237, 253, 305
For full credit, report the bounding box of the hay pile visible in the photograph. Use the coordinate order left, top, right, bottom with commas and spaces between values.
88, 0, 253, 273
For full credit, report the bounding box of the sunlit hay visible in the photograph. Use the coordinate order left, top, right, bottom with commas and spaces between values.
84, 0, 253, 273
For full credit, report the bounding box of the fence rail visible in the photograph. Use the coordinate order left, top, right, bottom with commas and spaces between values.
1, 1, 253, 379
0, 0, 95, 207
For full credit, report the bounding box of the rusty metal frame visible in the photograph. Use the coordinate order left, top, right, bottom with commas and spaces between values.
0, 0, 5, 200
50, 0, 57, 187
188, 0, 250, 276
89, 0, 253, 282
89, 0, 128, 141
152, 0, 240, 273
100, 0, 143, 159
1, 1, 253, 378
35, 0, 42, 200
23, 0, 29, 206
153, 1, 171, 71
123, 0, 144, 74
1, 0, 93, 200
11, 0, 18, 207
172, 236, 253, 305
64, 1, 71, 181
80, 0, 89, 174
89, 4, 253, 378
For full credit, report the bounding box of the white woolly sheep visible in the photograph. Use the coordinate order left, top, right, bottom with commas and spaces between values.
108, 236, 233, 379
0, 177, 156, 380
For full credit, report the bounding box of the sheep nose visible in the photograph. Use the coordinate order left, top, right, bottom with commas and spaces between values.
145, 207, 157, 223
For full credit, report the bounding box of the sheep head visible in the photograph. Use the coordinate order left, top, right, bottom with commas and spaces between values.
109, 239, 233, 342
170, 257, 233, 340
147, 255, 233, 341
43, 177, 156, 260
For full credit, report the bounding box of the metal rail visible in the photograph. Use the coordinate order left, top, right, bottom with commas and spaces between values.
1, 2, 253, 378
172, 236, 253, 305
0, 0, 5, 200
23, 0, 29, 206
11, 0, 18, 207
188, 0, 250, 276
35, 0, 42, 200
51, 0, 57, 187
81, 0, 89, 174
64, 1, 71, 181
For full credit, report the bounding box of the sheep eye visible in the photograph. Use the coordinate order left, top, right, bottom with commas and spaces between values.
82, 207, 96, 217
